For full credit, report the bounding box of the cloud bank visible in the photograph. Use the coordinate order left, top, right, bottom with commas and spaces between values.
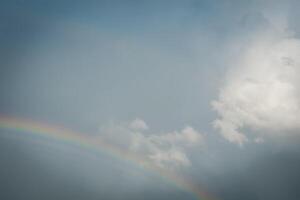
99, 119, 204, 170
212, 12, 300, 146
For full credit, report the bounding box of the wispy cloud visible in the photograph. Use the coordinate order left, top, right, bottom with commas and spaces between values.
99, 119, 204, 170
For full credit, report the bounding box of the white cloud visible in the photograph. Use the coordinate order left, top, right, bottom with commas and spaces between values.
129, 118, 149, 131
99, 120, 204, 170
212, 17, 300, 145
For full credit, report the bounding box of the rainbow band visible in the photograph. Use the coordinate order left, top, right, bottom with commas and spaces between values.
0, 115, 215, 200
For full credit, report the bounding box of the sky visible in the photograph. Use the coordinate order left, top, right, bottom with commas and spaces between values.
1, 0, 300, 199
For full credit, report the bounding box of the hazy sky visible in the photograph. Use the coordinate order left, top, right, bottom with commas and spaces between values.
1, 0, 300, 200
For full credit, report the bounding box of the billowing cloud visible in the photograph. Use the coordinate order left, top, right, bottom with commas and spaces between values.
212, 13, 300, 146
99, 119, 204, 170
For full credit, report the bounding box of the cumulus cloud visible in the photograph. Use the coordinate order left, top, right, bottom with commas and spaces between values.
212, 13, 300, 146
99, 119, 204, 170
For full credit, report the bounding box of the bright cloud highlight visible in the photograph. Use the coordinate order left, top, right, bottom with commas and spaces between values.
212, 23, 300, 146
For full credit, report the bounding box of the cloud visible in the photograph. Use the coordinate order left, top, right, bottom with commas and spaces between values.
99, 119, 204, 170
254, 137, 264, 144
129, 118, 149, 131
212, 13, 300, 146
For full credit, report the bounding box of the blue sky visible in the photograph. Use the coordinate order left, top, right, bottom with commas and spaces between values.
1, 0, 300, 200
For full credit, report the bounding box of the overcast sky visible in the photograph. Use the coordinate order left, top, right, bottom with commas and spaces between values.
1, 0, 300, 200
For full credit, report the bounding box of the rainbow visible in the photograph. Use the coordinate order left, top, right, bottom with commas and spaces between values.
0, 115, 216, 200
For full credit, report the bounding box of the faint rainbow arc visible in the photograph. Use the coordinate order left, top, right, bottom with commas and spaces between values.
0, 115, 216, 200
